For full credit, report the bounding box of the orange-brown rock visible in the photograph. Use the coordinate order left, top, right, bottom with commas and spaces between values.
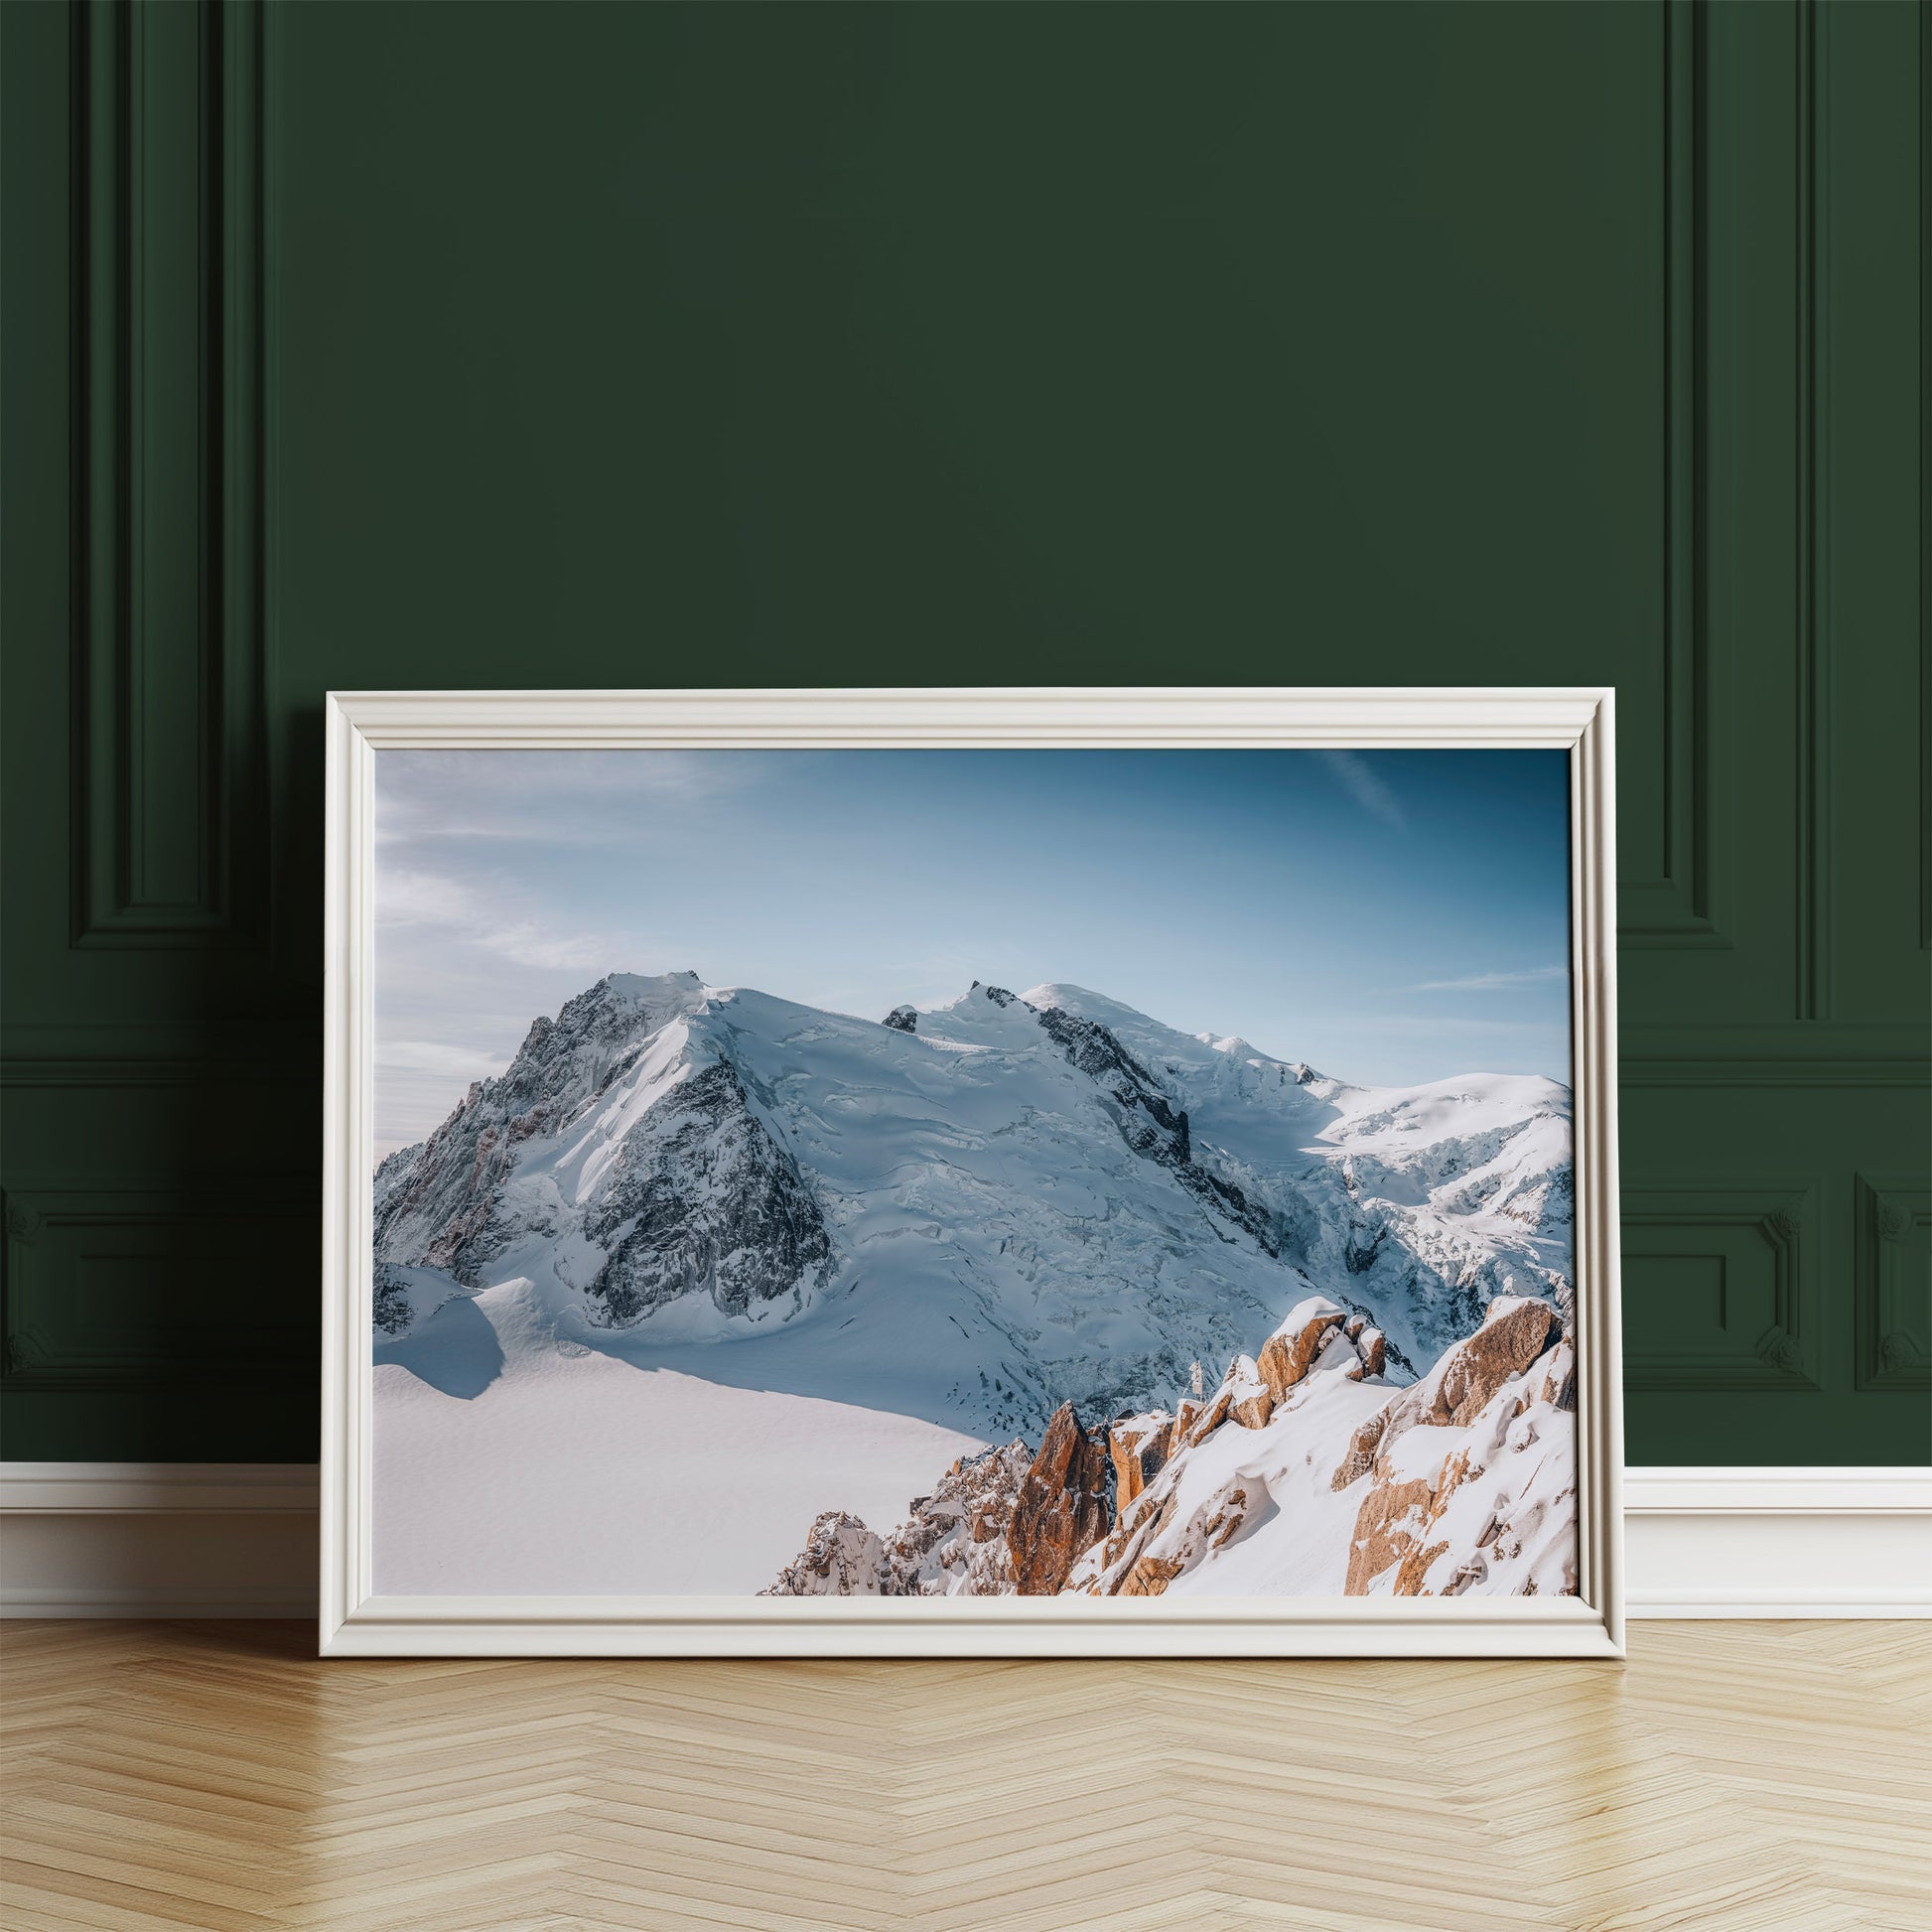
1356, 1325, 1387, 1378
1330, 1407, 1390, 1491
1394, 1536, 1450, 1596
1540, 1338, 1577, 1412
968, 1503, 1005, 1544
1108, 1413, 1173, 1508
1257, 1301, 1347, 1403
1331, 1302, 1559, 1495
1229, 1389, 1274, 1430
1225, 1354, 1275, 1430
1086, 1482, 1176, 1588
1008, 1401, 1112, 1595
1119, 1554, 1183, 1596
1340, 1316, 1568, 1596
1205, 1486, 1251, 1549
1343, 1475, 1435, 1593
1345, 1440, 1483, 1595
1175, 1385, 1232, 1449
1435, 1300, 1559, 1426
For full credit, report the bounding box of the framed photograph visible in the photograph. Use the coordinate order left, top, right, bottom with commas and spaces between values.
321, 689, 1622, 1657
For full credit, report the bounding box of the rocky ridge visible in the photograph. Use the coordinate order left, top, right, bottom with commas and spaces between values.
767, 1293, 1576, 1600
763, 1439, 1037, 1597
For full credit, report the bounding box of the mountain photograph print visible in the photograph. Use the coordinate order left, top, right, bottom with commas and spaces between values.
369, 748, 1579, 1603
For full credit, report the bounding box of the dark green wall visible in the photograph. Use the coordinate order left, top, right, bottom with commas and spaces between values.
4, 0, 1926, 1465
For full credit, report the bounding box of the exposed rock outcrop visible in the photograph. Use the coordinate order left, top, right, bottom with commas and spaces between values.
761, 1511, 887, 1596
1356, 1325, 1387, 1378
1439, 1298, 1560, 1425
1076, 1469, 1261, 1600
875, 1441, 1034, 1595
763, 1442, 1035, 1597
1336, 1298, 1576, 1598
883, 1005, 918, 1034
1225, 1354, 1275, 1430
582, 1059, 833, 1323
1343, 1478, 1444, 1596
1030, 1001, 1283, 1258
1331, 1295, 1559, 1492
1330, 1409, 1392, 1493
1257, 1297, 1349, 1403
768, 1296, 1575, 1604
1007, 1402, 1113, 1595
1069, 1318, 1389, 1597
373, 971, 833, 1332
1109, 1412, 1173, 1507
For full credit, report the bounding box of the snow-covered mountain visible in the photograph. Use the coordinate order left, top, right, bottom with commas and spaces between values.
373, 970, 1573, 1445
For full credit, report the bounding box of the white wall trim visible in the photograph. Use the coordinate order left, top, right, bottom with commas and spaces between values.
1621, 1465, 1932, 1514
1621, 1466, 1930, 1618
1, 1461, 320, 1514
3, 1463, 1924, 1622
0, 1463, 320, 1619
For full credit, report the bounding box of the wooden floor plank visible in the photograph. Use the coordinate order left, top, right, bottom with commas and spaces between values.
1, 1620, 1926, 1931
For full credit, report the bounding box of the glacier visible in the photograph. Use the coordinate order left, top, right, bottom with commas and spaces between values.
373, 970, 1572, 1437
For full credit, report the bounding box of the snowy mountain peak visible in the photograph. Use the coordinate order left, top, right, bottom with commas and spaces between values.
374, 970, 1574, 1442
916, 981, 1047, 1047
591, 968, 710, 1016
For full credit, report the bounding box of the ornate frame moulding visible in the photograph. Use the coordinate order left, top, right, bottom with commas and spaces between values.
320, 688, 1625, 1659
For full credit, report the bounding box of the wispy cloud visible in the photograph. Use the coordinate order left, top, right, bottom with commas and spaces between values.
1414, 965, 1569, 993
1315, 751, 1406, 831
484, 924, 612, 971
375, 750, 759, 848
377, 1038, 508, 1079
376, 867, 618, 972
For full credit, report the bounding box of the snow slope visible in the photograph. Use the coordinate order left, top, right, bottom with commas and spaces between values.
373, 1278, 981, 1595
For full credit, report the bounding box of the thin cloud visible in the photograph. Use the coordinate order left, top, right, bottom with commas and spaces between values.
378, 1038, 508, 1079
1415, 965, 1569, 993
484, 923, 612, 972
375, 749, 758, 847
376, 866, 617, 973
373, 868, 479, 926
1316, 751, 1406, 831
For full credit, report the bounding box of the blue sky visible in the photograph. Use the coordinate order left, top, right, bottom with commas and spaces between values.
373, 748, 1573, 1152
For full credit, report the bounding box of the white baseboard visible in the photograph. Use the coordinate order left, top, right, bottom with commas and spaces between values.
1, 1464, 320, 1618
2, 1462, 1925, 1620
1620, 1466, 1931, 1618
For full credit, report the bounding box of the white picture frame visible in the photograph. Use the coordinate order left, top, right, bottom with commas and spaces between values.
321, 687, 1624, 1658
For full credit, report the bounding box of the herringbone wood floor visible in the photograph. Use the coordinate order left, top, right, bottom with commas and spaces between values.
1, 1621, 1926, 1931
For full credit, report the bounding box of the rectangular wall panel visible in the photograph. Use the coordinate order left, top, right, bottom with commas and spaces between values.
2, 1184, 309, 1392
69, 0, 264, 948
1622, 1181, 1818, 1392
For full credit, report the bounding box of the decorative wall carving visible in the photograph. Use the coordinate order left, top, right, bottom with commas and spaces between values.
1621, 1182, 1819, 1391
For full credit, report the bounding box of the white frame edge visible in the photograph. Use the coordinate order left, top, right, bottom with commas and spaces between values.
320, 687, 1623, 1659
